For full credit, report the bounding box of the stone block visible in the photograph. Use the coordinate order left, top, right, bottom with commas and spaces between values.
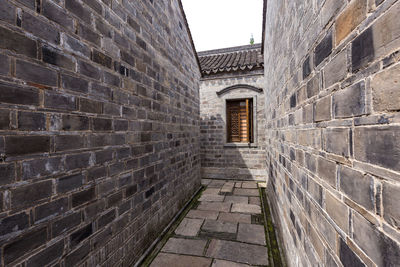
22, 11, 60, 44
45, 92, 77, 111
324, 50, 347, 87
316, 157, 336, 187
218, 212, 252, 224
92, 50, 112, 69
315, 31, 333, 66
80, 98, 102, 114
326, 192, 349, 233
42, 45, 75, 71
0, 26, 37, 58
161, 238, 207, 256
11, 180, 52, 210
16, 60, 58, 87
307, 75, 319, 98
65, 0, 91, 24
237, 223, 266, 245
57, 173, 83, 193
335, 0, 367, 45
206, 239, 268, 265
339, 166, 374, 211
0, 54, 9, 75
231, 203, 261, 214
72, 187, 96, 207
0, 212, 29, 237
352, 27, 374, 72
61, 115, 89, 131
35, 197, 68, 222
307, 178, 323, 207
0, 0, 15, 24
64, 242, 90, 267
303, 104, 314, 123
18, 111, 46, 131
320, 0, 344, 27
0, 81, 40, 106
200, 220, 237, 239
151, 253, 212, 267
354, 126, 400, 171
333, 81, 366, 118
5, 136, 50, 156
70, 223, 93, 248
78, 60, 101, 80
0, 163, 14, 185
303, 56, 312, 79
323, 128, 350, 157
175, 218, 203, 237
63, 34, 90, 58
22, 157, 63, 180
371, 63, 400, 112
42, 0, 74, 30
314, 96, 331, 122
382, 182, 400, 228
339, 238, 365, 267
78, 23, 101, 46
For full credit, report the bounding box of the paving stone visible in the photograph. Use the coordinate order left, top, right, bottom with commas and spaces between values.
234, 182, 242, 188
241, 182, 258, 189
237, 223, 266, 245
233, 188, 259, 196
201, 179, 212, 186
212, 259, 251, 267
203, 188, 220, 195
231, 203, 261, 214
197, 202, 231, 212
151, 253, 212, 267
161, 238, 207, 256
220, 182, 234, 193
206, 239, 269, 266
200, 220, 237, 239
175, 218, 203, 237
208, 180, 226, 188
224, 196, 248, 204
249, 197, 260, 206
199, 194, 225, 202
218, 213, 252, 224
186, 210, 219, 220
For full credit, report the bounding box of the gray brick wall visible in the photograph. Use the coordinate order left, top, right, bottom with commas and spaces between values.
263, 0, 400, 266
200, 74, 267, 181
0, 0, 201, 265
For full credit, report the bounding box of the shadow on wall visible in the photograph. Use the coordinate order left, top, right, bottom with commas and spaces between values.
200, 114, 265, 181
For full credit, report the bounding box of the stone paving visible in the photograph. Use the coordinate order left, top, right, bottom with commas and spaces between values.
150, 179, 270, 267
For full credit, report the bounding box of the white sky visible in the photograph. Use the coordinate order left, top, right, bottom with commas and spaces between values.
181, 0, 263, 52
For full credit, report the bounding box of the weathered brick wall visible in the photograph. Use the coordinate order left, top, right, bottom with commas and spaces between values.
263, 0, 400, 266
0, 0, 200, 265
200, 74, 267, 181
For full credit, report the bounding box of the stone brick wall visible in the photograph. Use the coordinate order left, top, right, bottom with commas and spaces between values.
263, 0, 400, 266
200, 74, 267, 181
0, 0, 200, 266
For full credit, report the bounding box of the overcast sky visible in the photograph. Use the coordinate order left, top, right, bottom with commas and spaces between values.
181, 0, 263, 52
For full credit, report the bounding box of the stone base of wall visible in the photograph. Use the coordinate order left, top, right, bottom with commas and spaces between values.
202, 167, 267, 181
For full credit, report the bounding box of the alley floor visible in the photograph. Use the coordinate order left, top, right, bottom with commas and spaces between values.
148, 179, 275, 267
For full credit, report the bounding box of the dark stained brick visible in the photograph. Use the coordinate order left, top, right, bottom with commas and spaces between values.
42, 45, 75, 70
78, 60, 101, 80
0, 82, 40, 106
44, 92, 77, 111
0, 212, 29, 237
0, 26, 37, 58
302, 56, 311, 79
55, 135, 85, 151
11, 180, 52, 210
339, 238, 366, 267
63, 34, 90, 58
16, 60, 58, 87
22, 11, 60, 44
51, 212, 81, 237
42, 0, 74, 30
70, 223, 93, 247
72, 187, 95, 207
62, 74, 89, 93
0, 163, 14, 185
92, 50, 112, 68
35, 197, 69, 222
79, 98, 102, 114
65, 0, 91, 24
5, 136, 50, 156
352, 27, 374, 72
26, 239, 64, 267
62, 115, 89, 131
57, 173, 83, 193
78, 23, 101, 46
0, 109, 10, 130
18, 111, 46, 131
315, 31, 332, 66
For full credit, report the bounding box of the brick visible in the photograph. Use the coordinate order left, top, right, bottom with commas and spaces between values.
65, 153, 91, 170
95, 18, 113, 38
382, 182, 400, 228
80, 98, 102, 114
64, 242, 90, 266
42, 45, 75, 71
103, 71, 120, 86
62, 115, 89, 131
316, 157, 336, 187
333, 81, 366, 118
35, 197, 68, 222
62, 74, 89, 93
3, 227, 47, 265
353, 212, 400, 266
303, 56, 311, 79
314, 96, 331, 122
22, 11, 60, 44
42, 0, 74, 30
0, 0, 15, 24
92, 50, 112, 68
82, 0, 102, 14
335, 0, 367, 45
11, 180, 52, 210
26, 239, 64, 267
325, 192, 348, 233
16, 60, 58, 87
0, 163, 15, 185
323, 128, 350, 157
15, 0, 35, 9
65, 0, 91, 24
352, 27, 374, 72
0, 54, 9, 75
302, 104, 313, 123
340, 166, 374, 211
78, 60, 101, 80
78, 23, 101, 46
22, 157, 63, 180
44, 92, 77, 111
0, 212, 29, 237
0, 26, 37, 58
72, 187, 95, 207
315, 31, 332, 66
320, 0, 344, 27
55, 135, 85, 151
70, 223, 93, 247
308, 177, 322, 207
371, 64, 400, 112
18, 111, 46, 131
97, 209, 116, 228
91, 82, 112, 99
51, 212, 82, 237
57, 173, 83, 193
63, 34, 90, 58
5, 136, 50, 156
306, 75, 319, 98
354, 126, 400, 171
92, 118, 112, 131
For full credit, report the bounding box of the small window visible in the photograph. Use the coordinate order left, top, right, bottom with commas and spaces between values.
226, 98, 253, 143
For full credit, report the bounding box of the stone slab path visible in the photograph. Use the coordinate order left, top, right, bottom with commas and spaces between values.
149, 179, 270, 267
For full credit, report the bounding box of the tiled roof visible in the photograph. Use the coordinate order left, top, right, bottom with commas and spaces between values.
198, 44, 264, 76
